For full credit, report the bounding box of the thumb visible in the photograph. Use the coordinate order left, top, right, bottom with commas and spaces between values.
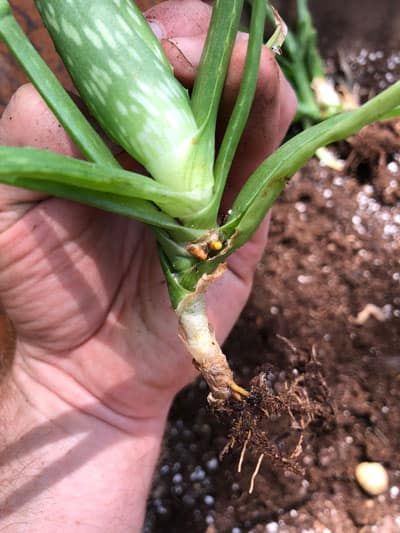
0, 84, 83, 232
145, 0, 212, 38
145, 0, 212, 86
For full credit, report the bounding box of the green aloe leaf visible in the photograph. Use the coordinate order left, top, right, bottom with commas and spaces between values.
35, 0, 215, 212
168, 81, 400, 296
0, 147, 209, 219
223, 80, 400, 244
190, 0, 244, 138
194, 0, 268, 228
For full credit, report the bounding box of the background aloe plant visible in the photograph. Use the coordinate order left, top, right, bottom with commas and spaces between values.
0, 0, 399, 401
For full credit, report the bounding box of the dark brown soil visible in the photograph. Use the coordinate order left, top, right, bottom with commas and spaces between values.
144, 54, 400, 533
1, 2, 400, 532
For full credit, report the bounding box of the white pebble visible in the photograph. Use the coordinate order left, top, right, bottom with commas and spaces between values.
355, 462, 389, 495
206, 458, 219, 471
204, 495, 215, 506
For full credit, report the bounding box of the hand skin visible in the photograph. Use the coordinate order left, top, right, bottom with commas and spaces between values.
0, 1, 296, 531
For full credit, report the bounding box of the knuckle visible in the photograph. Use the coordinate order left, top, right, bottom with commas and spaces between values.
5, 83, 39, 115
1, 83, 46, 143
145, 0, 212, 38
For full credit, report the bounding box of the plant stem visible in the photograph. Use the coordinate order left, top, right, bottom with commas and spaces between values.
177, 290, 248, 400
195, 0, 267, 228
190, 0, 244, 132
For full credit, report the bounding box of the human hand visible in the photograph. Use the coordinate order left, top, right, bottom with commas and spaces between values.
0, 0, 296, 425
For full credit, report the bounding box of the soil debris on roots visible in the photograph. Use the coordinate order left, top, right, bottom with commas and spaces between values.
214, 344, 333, 489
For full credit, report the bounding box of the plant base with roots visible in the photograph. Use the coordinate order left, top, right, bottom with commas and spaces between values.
177, 274, 333, 487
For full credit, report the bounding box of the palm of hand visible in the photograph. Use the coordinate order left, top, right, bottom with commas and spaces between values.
0, 190, 258, 418
0, 0, 296, 420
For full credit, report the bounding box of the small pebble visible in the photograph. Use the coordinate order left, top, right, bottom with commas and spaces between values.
355, 462, 389, 495
204, 495, 215, 506
206, 458, 219, 471
205, 514, 215, 525
172, 473, 183, 484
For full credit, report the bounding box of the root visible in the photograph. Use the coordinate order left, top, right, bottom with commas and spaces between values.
215, 344, 333, 491
176, 272, 334, 493
238, 430, 251, 473
249, 453, 264, 495
230, 381, 250, 401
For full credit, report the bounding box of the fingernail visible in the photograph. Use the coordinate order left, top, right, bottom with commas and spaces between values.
147, 19, 166, 40
236, 31, 249, 42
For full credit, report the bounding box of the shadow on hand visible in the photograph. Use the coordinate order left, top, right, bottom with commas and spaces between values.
0, 377, 158, 518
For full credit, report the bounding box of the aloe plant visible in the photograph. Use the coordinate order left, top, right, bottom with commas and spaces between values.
264, 0, 343, 127
0, 0, 399, 401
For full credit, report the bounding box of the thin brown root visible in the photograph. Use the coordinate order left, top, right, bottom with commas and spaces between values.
214, 350, 332, 478
291, 434, 304, 460
249, 453, 264, 494
276, 334, 297, 352
219, 436, 236, 461
238, 430, 251, 473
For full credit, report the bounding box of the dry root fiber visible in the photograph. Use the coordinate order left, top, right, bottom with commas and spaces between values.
215, 344, 333, 491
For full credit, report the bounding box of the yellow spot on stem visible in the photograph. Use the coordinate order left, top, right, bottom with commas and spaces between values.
209, 240, 223, 252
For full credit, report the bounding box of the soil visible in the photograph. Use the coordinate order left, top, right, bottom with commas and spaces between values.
144, 53, 400, 532
1, 2, 400, 532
